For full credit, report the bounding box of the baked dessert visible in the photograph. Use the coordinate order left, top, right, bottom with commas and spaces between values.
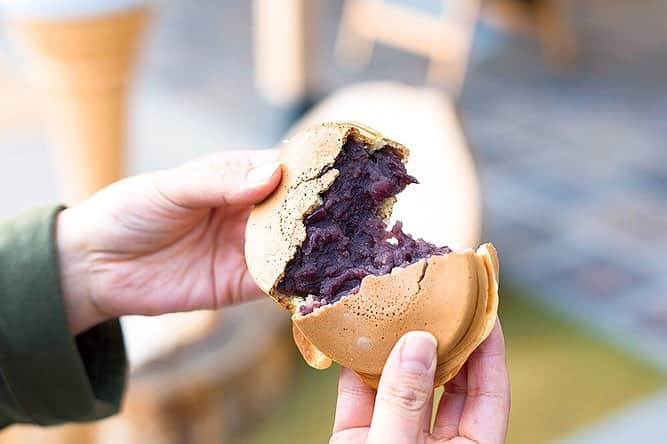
245, 122, 498, 388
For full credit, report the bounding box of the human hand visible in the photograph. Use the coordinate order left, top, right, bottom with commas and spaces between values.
56, 150, 281, 334
331, 322, 510, 444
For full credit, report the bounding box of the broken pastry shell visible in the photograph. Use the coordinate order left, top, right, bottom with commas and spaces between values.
245, 121, 499, 388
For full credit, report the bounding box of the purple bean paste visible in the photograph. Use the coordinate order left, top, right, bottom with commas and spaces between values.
277, 137, 451, 314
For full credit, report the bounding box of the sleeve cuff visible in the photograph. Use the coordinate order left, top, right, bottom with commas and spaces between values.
0, 205, 127, 425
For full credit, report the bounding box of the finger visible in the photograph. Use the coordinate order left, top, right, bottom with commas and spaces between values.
458, 321, 511, 444
152, 149, 281, 209
366, 331, 437, 444
333, 367, 376, 433
431, 365, 467, 440
422, 392, 434, 433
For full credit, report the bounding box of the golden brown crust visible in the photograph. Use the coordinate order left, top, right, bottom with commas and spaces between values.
244, 121, 499, 388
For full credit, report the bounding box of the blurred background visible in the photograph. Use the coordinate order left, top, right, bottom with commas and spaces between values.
0, 0, 666, 443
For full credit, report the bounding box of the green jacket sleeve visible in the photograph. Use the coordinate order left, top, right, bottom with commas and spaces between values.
0, 206, 127, 427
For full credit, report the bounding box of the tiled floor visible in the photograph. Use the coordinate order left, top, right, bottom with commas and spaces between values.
0, 0, 666, 441
459, 0, 667, 371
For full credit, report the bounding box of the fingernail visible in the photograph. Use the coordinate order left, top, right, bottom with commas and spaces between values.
400, 332, 437, 372
246, 162, 280, 185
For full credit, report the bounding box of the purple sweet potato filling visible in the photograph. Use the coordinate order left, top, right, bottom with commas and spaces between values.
277, 136, 451, 314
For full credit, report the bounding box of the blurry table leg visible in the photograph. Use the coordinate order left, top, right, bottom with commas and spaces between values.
8, 8, 148, 203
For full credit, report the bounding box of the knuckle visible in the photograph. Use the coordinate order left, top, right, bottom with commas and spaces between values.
380, 375, 432, 413
339, 383, 373, 401
467, 387, 507, 403
220, 156, 253, 184
475, 348, 505, 360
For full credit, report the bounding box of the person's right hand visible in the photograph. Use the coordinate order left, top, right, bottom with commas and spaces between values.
330, 322, 510, 444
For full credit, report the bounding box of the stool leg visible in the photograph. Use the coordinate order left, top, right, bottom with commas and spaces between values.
9, 8, 149, 204
45, 90, 126, 203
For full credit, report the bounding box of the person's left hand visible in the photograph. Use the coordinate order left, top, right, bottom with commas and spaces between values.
57, 150, 281, 334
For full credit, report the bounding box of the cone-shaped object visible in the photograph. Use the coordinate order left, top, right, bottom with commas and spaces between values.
9, 8, 148, 203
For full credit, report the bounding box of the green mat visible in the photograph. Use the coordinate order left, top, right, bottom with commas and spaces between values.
236, 290, 666, 444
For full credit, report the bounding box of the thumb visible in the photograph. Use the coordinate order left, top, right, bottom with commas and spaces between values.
152, 149, 282, 209
367, 331, 437, 444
